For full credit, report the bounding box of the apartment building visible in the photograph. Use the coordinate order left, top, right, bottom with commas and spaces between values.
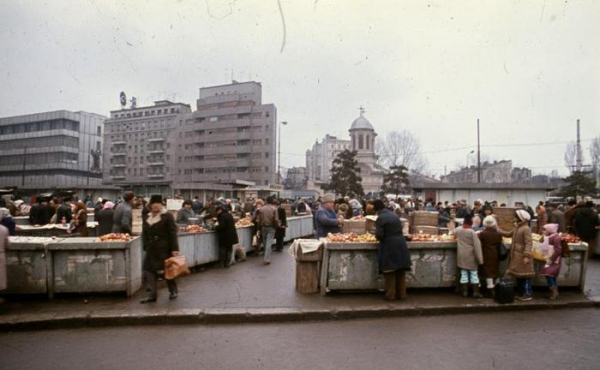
102, 100, 192, 195
305, 134, 351, 183
0, 110, 106, 192
172, 81, 277, 192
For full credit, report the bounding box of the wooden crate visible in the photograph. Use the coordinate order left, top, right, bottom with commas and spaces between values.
411, 211, 439, 227
282, 204, 292, 217
400, 218, 410, 236
412, 225, 439, 235
343, 220, 367, 235
296, 244, 323, 262
494, 207, 517, 232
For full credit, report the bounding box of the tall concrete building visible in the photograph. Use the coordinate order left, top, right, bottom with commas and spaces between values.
306, 135, 351, 183
0, 110, 106, 192
172, 81, 277, 196
103, 100, 192, 195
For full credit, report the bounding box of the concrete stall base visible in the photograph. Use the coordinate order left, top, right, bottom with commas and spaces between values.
4, 216, 314, 298
6, 236, 142, 298
320, 241, 589, 295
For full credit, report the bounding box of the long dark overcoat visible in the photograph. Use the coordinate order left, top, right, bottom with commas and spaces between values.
375, 209, 412, 274
142, 212, 179, 271
215, 211, 239, 248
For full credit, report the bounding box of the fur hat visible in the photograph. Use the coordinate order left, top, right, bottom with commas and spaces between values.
322, 193, 335, 203
516, 209, 531, 222
149, 195, 163, 205
483, 215, 497, 228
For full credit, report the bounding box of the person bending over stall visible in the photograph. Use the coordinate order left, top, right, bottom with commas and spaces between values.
373, 199, 411, 301
140, 195, 179, 304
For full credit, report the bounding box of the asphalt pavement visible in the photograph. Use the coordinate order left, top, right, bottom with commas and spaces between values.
1, 308, 599, 370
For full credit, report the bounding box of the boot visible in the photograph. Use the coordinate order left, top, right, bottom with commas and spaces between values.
396, 271, 407, 300
460, 284, 469, 298
472, 285, 483, 298
548, 287, 559, 300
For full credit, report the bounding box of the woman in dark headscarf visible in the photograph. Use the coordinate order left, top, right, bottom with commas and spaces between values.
373, 199, 411, 301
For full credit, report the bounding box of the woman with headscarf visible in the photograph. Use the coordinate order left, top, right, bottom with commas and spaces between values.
478, 215, 502, 296
502, 209, 535, 301
97, 201, 115, 236
373, 199, 411, 301
140, 195, 179, 303
72, 201, 89, 237
540, 223, 562, 300
0, 208, 16, 236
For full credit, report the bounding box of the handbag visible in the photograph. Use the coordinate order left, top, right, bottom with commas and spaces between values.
498, 243, 509, 261
164, 255, 190, 280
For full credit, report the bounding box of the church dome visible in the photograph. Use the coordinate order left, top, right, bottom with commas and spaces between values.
349, 109, 374, 131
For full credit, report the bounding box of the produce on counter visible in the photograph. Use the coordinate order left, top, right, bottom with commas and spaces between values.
326, 232, 378, 243
98, 233, 132, 242
502, 237, 512, 244
185, 225, 208, 234
235, 218, 254, 228
560, 233, 581, 244
410, 233, 436, 242
350, 216, 366, 221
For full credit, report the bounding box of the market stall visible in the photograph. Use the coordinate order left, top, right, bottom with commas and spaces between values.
320, 233, 589, 295
5, 235, 142, 297
15, 222, 99, 237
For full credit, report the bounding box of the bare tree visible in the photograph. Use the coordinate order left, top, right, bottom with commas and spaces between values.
375, 130, 428, 172
564, 141, 580, 172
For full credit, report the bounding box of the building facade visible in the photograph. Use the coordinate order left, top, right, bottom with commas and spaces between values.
440, 160, 533, 184
102, 100, 192, 195
306, 135, 351, 183
0, 110, 106, 191
284, 166, 307, 189
172, 81, 277, 191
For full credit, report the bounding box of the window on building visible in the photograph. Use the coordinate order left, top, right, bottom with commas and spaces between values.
209, 116, 218, 122
358, 134, 364, 150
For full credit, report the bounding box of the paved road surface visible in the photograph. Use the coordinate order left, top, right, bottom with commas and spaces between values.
1, 309, 599, 370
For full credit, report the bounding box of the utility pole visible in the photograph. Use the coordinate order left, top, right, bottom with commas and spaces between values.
477, 119, 481, 183
576, 119, 582, 172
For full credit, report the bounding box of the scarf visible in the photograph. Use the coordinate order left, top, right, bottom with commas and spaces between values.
147, 207, 167, 226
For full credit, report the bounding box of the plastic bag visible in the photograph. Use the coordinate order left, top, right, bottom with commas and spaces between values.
532, 237, 554, 262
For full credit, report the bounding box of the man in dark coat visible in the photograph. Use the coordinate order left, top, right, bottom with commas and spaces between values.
547, 203, 566, 233
29, 198, 52, 225
55, 197, 73, 224
274, 199, 288, 252
374, 199, 412, 301
140, 195, 179, 303
97, 201, 115, 236
573, 201, 599, 256
214, 205, 239, 268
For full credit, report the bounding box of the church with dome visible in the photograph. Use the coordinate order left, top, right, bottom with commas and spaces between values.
305, 108, 387, 195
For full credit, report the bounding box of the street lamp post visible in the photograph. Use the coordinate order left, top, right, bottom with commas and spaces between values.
466, 150, 474, 168
278, 121, 287, 184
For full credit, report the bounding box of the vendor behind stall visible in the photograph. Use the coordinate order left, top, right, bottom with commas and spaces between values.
176, 200, 196, 225
374, 199, 411, 301
314, 193, 343, 238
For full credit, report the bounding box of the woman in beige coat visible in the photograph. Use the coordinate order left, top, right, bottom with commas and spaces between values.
501, 209, 535, 301
455, 215, 484, 298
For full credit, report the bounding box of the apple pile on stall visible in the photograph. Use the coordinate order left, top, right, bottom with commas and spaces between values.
186, 225, 208, 234
560, 233, 581, 244
326, 232, 378, 243
235, 218, 254, 228
99, 233, 132, 242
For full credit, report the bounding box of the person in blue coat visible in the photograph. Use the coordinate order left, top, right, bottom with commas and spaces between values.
314, 193, 343, 238
374, 199, 412, 301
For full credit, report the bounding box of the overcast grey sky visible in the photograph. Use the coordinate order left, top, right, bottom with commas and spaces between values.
1, 0, 598, 177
